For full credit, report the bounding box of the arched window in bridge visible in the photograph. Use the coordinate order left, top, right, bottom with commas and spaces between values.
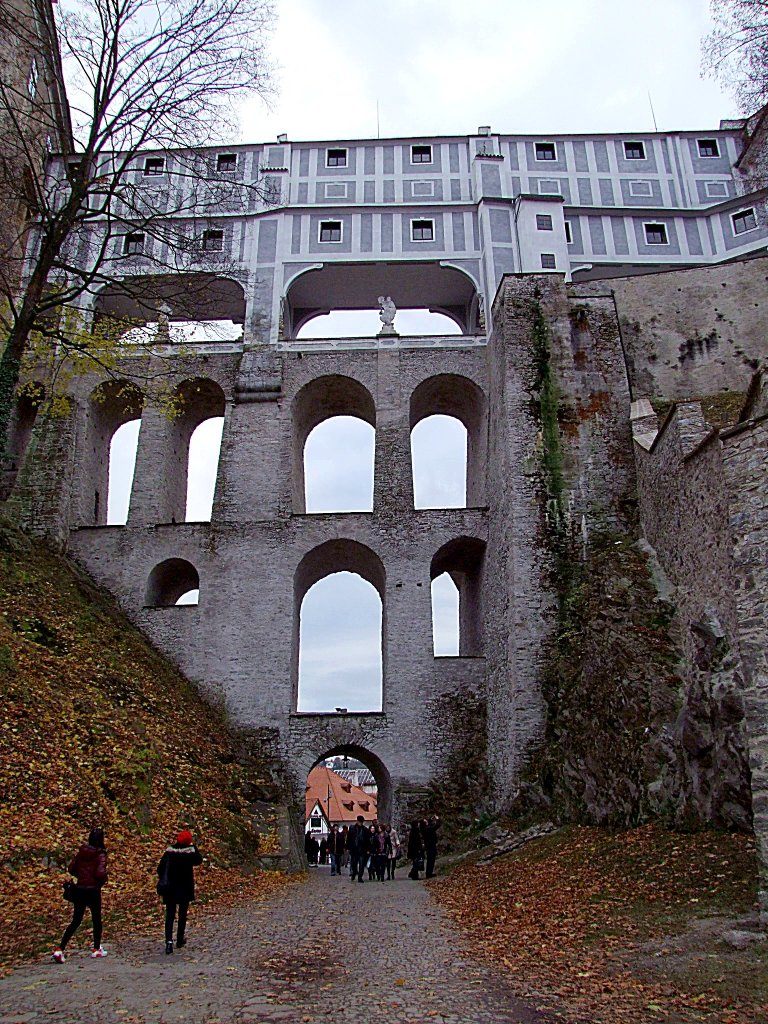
108, 419, 141, 524
186, 416, 225, 521
1, 380, 45, 500
409, 374, 487, 510
431, 572, 460, 655
86, 380, 144, 527
293, 376, 376, 514
430, 537, 486, 657
295, 540, 385, 712
296, 309, 461, 339
145, 558, 200, 607
169, 378, 226, 523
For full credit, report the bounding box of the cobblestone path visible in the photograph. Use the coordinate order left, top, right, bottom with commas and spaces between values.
0, 868, 557, 1024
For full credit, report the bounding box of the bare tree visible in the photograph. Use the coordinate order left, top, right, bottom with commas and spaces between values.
0, 0, 276, 462
703, 0, 768, 111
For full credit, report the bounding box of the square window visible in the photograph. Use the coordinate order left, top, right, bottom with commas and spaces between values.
123, 232, 145, 255
202, 229, 224, 251
540, 253, 556, 269
535, 142, 557, 161
705, 181, 728, 199
629, 180, 653, 197
325, 182, 347, 199
411, 144, 432, 164
144, 157, 165, 176
538, 179, 561, 195
412, 180, 435, 197
644, 222, 668, 245
217, 153, 237, 172
319, 220, 342, 242
564, 221, 573, 243
536, 214, 553, 231
411, 218, 434, 241
624, 141, 646, 160
326, 148, 347, 167
698, 139, 720, 158
732, 208, 757, 235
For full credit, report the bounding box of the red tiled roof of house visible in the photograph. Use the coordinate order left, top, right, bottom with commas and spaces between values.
305, 765, 378, 826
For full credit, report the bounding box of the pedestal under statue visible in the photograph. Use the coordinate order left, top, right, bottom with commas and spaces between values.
377, 295, 398, 335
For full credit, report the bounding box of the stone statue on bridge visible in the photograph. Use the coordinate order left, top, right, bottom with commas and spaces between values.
377, 295, 397, 335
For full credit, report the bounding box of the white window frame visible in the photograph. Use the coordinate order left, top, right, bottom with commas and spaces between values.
697, 139, 720, 159
705, 181, 729, 199
538, 179, 561, 195
217, 153, 237, 173
412, 180, 435, 198
27, 58, 39, 99
536, 214, 553, 231
202, 229, 224, 252
731, 208, 757, 235
411, 218, 435, 241
629, 180, 653, 197
143, 157, 165, 176
318, 220, 343, 243
123, 232, 145, 255
643, 222, 669, 245
534, 141, 557, 162
540, 253, 556, 269
326, 148, 348, 168
564, 221, 573, 244
324, 182, 348, 199
411, 144, 433, 165
624, 140, 646, 160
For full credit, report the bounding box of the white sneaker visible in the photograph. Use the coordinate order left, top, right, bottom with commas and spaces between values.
90, 947, 108, 958
51, 950, 65, 963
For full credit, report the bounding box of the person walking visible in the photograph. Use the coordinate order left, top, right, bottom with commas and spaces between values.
327, 825, 341, 876
339, 825, 350, 874
371, 823, 390, 881
407, 820, 425, 880
156, 829, 203, 954
347, 815, 371, 883
52, 828, 109, 962
423, 814, 441, 878
385, 823, 400, 880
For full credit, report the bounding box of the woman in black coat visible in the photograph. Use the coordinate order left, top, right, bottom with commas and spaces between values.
407, 820, 425, 880
157, 829, 203, 954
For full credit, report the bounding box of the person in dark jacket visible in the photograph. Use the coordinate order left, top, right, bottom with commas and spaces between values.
157, 829, 203, 954
347, 815, 371, 882
327, 825, 342, 876
407, 820, 425, 880
52, 828, 108, 962
423, 815, 441, 878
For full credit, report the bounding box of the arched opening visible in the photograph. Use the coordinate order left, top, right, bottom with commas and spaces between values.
305, 744, 394, 842
297, 309, 462, 339
430, 537, 486, 657
186, 416, 225, 521
294, 540, 385, 713
168, 378, 226, 523
411, 415, 467, 509
292, 376, 376, 514
107, 419, 141, 524
93, 274, 246, 337
304, 416, 375, 513
431, 572, 460, 656
284, 261, 482, 339
145, 558, 200, 607
410, 374, 487, 508
85, 380, 144, 526
1, 380, 45, 499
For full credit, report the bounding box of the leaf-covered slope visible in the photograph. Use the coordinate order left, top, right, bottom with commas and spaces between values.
0, 521, 289, 966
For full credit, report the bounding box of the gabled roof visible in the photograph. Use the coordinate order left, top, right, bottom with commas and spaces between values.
305, 765, 378, 825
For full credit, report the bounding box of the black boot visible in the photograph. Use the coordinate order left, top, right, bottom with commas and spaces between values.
165, 941, 173, 955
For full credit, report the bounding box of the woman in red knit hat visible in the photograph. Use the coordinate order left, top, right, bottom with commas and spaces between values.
156, 829, 203, 954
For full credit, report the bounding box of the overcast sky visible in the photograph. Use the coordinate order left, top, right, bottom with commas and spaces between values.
111, 0, 737, 720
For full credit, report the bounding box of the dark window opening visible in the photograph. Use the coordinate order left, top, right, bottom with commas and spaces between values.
123, 232, 145, 255
411, 144, 433, 164
698, 139, 719, 158
536, 214, 553, 231
564, 221, 573, 243
144, 157, 165, 176
535, 142, 557, 161
540, 253, 556, 269
624, 141, 646, 160
326, 148, 347, 167
644, 223, 668, 245
217, 153, 237, 172
202, 229, 224, 251
411, 219, 434, 241
319, 221, 342, 242
732, 208, 757, 234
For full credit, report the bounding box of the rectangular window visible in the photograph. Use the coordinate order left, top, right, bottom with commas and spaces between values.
705, 181, 728, 199
411, 144, 433, 164
564, 221, 573, 243
535, 142, 557, 161
538, 179, 561, 195
629, 180, 653, 197
540, 253, 556, 269
144, 157, 165, 176
123, 232, 145, 255
412, 180, 435, 197
325, 182, 347, 199
27, 58, 38, 98
624, 141, 646, 160
732, 208, 757, 234
536, 214, 553, 231
319, 220, 342, 242
644, 222, 668, 245
326, 148, 348, 167
202, 229, 224, 251
217, 153, 237, 172
411, 218, 434, 241
310, 816, 322, 830
697, 139, 720, 158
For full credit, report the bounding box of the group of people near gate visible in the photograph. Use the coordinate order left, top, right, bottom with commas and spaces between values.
304, 814, 440, 882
